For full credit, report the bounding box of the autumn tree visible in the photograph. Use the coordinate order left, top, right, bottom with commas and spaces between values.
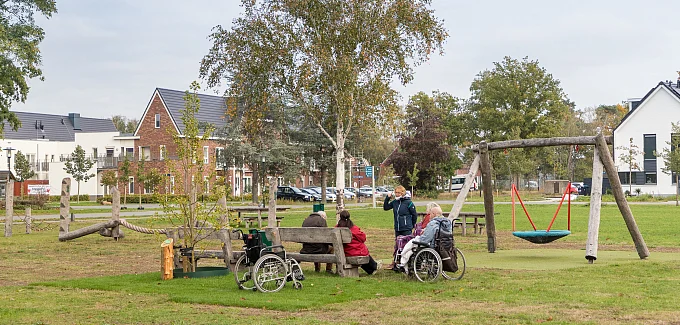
657, 122, 680, 206
63, 145, 95, 202
13, 151, 35, 196
1, 0, 57, 136
100, 170, 118, 194
200, 0, 447, 213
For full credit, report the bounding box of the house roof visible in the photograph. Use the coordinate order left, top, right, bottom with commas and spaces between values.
156, 88, 229, 134
615, 81, 680, 131
1, 111, 118, 142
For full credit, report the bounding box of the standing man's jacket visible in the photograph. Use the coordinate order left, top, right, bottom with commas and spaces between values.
383, 195, 418, 232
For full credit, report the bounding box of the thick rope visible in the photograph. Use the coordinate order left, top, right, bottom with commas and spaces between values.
119, 219, 167, 234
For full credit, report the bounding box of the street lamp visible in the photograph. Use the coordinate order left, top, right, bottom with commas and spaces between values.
4, 143, 15, 171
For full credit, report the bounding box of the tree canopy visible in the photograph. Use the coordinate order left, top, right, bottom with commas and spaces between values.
1, 0, 57, 136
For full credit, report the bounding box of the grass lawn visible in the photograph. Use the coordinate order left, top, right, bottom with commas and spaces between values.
1, 203, 680, 324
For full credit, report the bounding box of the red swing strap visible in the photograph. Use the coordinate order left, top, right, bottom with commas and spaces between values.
546, 182, 572, 232
511, 184, 537, 231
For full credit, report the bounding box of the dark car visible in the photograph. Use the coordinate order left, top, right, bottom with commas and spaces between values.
578, 184, 591, 196
276, 186, 312, 202
300, 188, 321, 201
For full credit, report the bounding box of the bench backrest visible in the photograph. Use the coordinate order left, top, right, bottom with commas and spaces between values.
277, 227, 352, 244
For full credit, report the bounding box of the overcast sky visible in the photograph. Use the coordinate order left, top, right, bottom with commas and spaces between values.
14, 0, 680, 119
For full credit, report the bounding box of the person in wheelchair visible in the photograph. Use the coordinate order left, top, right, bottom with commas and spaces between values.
390, 202, 440, 270
397, 206, 451, 269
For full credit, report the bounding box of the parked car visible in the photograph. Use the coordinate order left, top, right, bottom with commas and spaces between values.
300, 188, 321, 201
357, 187, 373, 198
328, 187, 356, 200
276, 186, 312, 202
375, 186, 391, 197
578, 184, 591, 196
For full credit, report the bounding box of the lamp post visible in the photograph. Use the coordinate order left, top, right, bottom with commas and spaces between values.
4, 142, 15, 171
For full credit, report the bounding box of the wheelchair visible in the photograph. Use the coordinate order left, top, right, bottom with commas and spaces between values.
232, 229, 304, 293
393, 222, 466, 282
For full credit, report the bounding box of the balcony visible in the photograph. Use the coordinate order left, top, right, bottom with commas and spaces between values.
29, 161, 50, 172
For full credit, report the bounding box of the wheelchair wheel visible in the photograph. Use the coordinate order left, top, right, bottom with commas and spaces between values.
441, 247, 466, 281
253, 254, 288, 293
411, 248, 442, 282
233, 255, 256, 291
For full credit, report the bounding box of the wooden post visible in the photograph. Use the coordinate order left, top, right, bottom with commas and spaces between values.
59, 178, 71, 237
586, 138, 604, 263
449, 154, 480, 221
25, 207, 31, 234
331, 228, 348, 277
166, 229, 181, 269
217, 196, 228, 226
111, 186, 121, 241
267, 177, 277, 228
4, 179, 13, 237
217, 229, 234, 269
479, 142, 497, 253
594, 133, 650, 259
161, 238, 174, 280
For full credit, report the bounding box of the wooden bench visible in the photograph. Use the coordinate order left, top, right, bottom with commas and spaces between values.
167, 226, 369, 277
242, 216, 283, 228
418, 211, 487, 235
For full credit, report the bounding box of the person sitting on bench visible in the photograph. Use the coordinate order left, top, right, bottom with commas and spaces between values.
300, 211, 334, 273
336, 210, 381, 275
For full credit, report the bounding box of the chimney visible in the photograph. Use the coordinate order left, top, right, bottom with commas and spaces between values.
68, 113, 81, 130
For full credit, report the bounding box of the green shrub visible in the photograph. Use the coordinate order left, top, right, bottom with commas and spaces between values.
420, 189, 441, 199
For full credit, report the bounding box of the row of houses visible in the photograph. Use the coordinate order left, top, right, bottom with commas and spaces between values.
1, 76, 679, 198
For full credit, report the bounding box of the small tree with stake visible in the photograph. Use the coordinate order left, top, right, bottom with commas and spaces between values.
657, 122, 680, 206
63, 145, 95, 202
616, 137, 642, 196
100, 170, 118, 196
14, 151, 35, 197
118, 155, 132, 209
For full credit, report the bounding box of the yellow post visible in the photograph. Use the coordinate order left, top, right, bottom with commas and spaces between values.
161, 238, 174, 280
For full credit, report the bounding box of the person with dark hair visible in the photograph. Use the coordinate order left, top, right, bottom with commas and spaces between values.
336, 210, 381, 275
300, 211, 334, 273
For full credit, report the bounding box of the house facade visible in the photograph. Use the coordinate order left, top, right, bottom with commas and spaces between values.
0, 111, 134, 196
614, 80, 680, 196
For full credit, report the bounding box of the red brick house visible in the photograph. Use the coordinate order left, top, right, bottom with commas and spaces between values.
122, 88, 253, 197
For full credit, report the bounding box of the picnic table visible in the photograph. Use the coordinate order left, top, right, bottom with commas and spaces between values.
417, 211, 488, 236
228, 206, 290, 228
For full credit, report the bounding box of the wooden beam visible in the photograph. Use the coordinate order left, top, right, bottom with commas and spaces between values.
471, 135, 613, 152
277, 227, 352, 244
479, 142, 497, 252
331, 228, 349, 277
59, 178, 71, 237
449, 154, 480, 221
111, 186, 121, 241
585, 140, 604, 263
4, 179, 13, 237
594, 133, 649, 259
58, 220, 118, 241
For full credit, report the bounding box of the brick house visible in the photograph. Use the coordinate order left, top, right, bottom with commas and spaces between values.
122, 88, 253, 197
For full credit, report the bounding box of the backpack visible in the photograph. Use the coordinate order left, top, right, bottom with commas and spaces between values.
435, 222, 458, 272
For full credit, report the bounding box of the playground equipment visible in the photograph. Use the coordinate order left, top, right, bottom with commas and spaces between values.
447, 130, 649, 263
511, 183, 572, 244
58, 178, 167, 242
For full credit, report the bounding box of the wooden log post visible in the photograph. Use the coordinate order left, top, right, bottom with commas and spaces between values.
111, 186, 121, 241
267, 176, 277, 229
166, 229, 181, 269
161, 238, 174, 280
479, 142, 497, 253
217, 196, 228, 227
585, 137, 604, 263
331, 228, 349, 277
25, 207, 31, 234
59, 178, 71, 237
4, 179, 13, 237
216, 229, 234, 269
449, 154, 480, 221
594, 133, 650, 259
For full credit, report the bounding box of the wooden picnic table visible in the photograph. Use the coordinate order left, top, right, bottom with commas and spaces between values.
417, 211, 489, 236
228, 206, 290, 228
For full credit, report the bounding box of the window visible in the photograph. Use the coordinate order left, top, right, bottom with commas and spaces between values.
144, 180, 152, 194
204, 176, 209, 194
155, 114, 160, 128
106, 148, 114, 157
92, 148, 98, 158
170, 176, 175, 194
673, 172, 678, 184
203, 146, 209, 165
643, 134, 656, 160
235, 175, 240, 193
215, 147, 225, 169
244, 177, 252, 194
645, 173, 657, 185
125, 147, 134, 159
139, 146, 150, 161
51, 155, 54, 162
618, 172, 630, 185
159, 145, 166, 161
129, 177, 134, 194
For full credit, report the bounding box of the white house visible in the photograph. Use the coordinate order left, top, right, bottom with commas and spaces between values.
0, 111, 137, 197
614, 80, 680, 196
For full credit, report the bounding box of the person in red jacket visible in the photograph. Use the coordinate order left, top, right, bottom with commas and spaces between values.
336, 210, 381, 275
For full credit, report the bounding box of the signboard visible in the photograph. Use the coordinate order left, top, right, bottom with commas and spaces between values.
27, 184, 50, 195
365, 166, 373, 178
353, 175, 363, 179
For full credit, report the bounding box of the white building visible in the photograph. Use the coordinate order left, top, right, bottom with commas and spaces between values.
0, 111, 137, 197
614, 80, 680, 196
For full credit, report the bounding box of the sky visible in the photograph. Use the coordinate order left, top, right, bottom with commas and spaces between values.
14, 0, 680, 120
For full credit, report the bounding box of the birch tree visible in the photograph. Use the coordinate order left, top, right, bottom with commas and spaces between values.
200, 0, 447, 212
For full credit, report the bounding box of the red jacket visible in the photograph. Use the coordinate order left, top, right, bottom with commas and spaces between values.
339, 225, 370, 256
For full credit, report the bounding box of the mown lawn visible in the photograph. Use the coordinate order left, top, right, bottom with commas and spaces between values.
1, 202, 680, 324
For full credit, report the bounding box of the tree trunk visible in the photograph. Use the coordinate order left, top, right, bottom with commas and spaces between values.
251, 165, 259, 205
5, 180, 13, 237
676, 174, 679, 207
335, 126, 345, 214
240, 169, 244, 202
123, 182, 128, 207
267, 176, 277, 227
77, 180, 81, 203
321, 167, 327, 203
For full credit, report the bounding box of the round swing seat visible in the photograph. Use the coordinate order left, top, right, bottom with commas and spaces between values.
512, 230, 571, 244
